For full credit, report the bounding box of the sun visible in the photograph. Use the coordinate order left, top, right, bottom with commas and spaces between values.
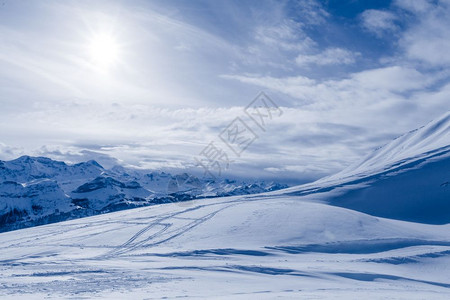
88, 33, 120, 68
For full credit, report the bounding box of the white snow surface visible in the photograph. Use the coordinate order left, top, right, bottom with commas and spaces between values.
0, 195, 449, 299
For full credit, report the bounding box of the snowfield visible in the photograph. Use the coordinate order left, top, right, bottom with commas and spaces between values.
0, 194, 450, 299
0, 112, 449, 299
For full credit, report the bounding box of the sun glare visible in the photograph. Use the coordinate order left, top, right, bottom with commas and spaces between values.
88, 33, 120, 68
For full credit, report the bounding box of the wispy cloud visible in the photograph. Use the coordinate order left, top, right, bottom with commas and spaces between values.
360, 9, 398, 37
396, 0, 450, 66
295, 48, 360, 67
291, 0, 329, 25
254, 20, 314, 52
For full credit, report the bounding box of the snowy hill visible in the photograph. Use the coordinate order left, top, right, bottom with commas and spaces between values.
276, 111, 450, 224
0, 157, 288, 232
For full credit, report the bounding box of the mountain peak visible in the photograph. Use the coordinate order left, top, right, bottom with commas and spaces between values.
85, 160, 103, 169
10, 155, 67, 166
12, 155, 32, 162
73, 160, 104, 169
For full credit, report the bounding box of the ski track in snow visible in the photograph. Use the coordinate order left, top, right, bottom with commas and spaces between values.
102, 201, 240, 258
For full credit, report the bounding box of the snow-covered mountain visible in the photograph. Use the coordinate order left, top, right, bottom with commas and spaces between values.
330, 111, 450, 178
0, 157, 288, 232
0, 156, 105, 192
275, 111, 450, 224
0, 112, 449, 299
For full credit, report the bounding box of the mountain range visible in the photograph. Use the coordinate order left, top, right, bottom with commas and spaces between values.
0, 157, 287, 232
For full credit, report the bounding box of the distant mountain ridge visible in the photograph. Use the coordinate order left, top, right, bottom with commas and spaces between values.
0, 157, 288, 232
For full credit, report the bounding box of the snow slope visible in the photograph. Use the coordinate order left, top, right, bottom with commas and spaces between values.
331, 110, 450, 178
0, 194, 449, 299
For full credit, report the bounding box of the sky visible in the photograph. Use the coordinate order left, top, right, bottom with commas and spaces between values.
0, 0, 449, 184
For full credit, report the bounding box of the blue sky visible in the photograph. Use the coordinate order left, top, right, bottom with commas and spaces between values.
0, 0, 449, 183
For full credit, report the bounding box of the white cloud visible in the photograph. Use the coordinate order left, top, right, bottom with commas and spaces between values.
350, 66, 437, 92
394, 0, 433, 13
234, 0, 332, 71
293, 0, 329, 25
223, 65, 449, 139
397, 1, 450, 66
295, 48, 359, 66
360, 9, 398, 36
224, 65, 438, 109
254, 20, 315, 52
0, 143, 24, 161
